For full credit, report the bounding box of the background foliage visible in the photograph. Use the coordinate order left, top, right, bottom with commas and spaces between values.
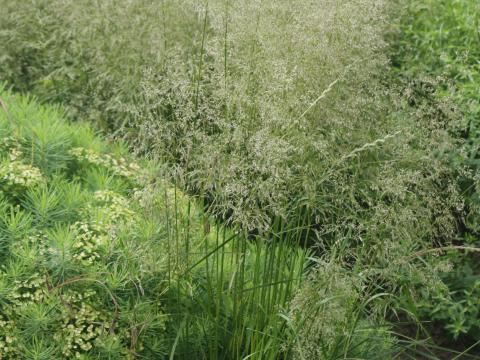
392, 0, 480, 343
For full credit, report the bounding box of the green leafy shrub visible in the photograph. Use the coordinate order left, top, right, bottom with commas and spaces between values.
392, 0, 480, 343
392, 0, 480, 231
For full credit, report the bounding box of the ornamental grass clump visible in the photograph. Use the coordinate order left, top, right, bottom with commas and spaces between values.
0, 2, 462, 269
0, 0, 395, 231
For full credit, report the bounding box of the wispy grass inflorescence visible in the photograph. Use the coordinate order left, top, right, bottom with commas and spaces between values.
0, 0, 395, 232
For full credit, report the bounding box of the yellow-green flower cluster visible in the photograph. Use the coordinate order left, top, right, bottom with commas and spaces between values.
0, 316, 18, 359
70, 221, 103, 265
56, 301, 110, 358
56, 289, 132, 358
69, 147, 141, 179
24, 232, 49, 258
0, 161, 44, 188
132, 183, 190, 215
93, 189, 128, 204
90, 190, 137, 229
0, 136, 44, 190
0, 273, 49, 359
0, 136, 20, 156
9, 274, 48, 306
7, 147, 22, 162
